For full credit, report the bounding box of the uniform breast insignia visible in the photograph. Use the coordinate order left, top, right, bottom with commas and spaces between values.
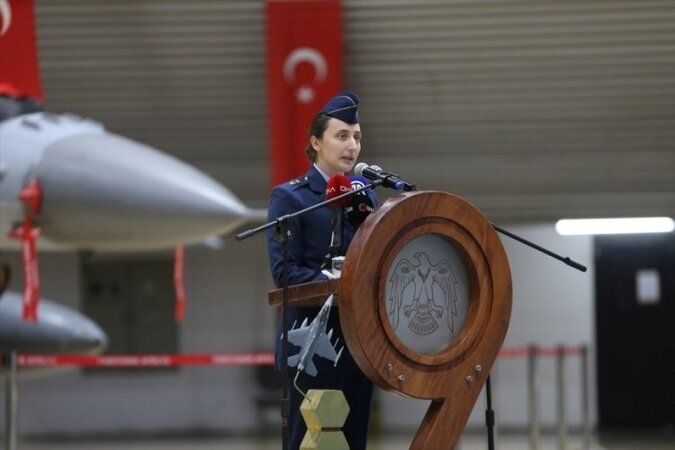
289, 176, 308, 186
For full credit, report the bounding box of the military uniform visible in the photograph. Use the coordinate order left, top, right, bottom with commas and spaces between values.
266, 163, 378, 450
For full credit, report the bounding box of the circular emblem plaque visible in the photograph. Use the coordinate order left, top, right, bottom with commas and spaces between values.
384, 234, 469, 355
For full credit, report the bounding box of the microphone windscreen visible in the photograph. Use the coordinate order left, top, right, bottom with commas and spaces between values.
345, 190, 374, 230
325, 175, 351, 208
349, 176, 369, 191
354, 162, 369, 177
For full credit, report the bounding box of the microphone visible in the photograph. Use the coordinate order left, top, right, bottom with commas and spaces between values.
354, 162, 416, 191
325, 175, 351, 259
325, 174, 352, 207
345, 176, 374, 230
348, 175, 369, 191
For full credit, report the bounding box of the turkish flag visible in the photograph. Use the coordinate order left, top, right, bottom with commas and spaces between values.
0, 0, 43, 101
266, 0, 342, 187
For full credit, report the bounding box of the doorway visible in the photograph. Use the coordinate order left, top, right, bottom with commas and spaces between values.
595, 233, 675, 430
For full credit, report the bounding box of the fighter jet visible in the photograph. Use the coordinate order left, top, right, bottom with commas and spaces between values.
0, 0, 264, 252
0, 0, 268, 327
0, 105, 264, 251
0, 290, 108, 376
282, 295, 344, 377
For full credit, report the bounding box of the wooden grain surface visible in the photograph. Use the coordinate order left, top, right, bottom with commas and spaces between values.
268, 279, 339, 307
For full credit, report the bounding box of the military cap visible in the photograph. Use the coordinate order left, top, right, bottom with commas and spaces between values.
320, 91, 359, 124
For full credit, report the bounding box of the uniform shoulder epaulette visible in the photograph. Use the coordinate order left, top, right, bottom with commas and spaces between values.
287, 175, 309, 188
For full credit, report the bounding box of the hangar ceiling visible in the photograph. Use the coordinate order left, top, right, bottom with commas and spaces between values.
34, 0, 675, 222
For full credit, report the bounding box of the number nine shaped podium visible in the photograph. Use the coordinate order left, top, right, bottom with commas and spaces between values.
269, 191, 512, 449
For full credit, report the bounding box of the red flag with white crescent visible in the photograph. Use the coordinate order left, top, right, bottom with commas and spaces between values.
265, 0, 343, 187
0, 0, 43, 100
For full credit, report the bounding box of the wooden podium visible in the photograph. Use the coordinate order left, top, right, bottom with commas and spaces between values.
269, 191, 512, 450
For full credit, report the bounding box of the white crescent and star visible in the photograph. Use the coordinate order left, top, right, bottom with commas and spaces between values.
0, 0, 11, 36
282, 47, 328, 104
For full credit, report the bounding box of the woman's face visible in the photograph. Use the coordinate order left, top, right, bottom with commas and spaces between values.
312, 118, 361, 176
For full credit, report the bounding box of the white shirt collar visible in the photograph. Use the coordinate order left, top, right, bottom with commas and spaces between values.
313, 163, 329, 181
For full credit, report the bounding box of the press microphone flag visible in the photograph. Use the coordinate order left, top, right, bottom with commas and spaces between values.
346, 176, 374, 230
325, 175, 352, 207
349, 175, 369, 191
325, 175, 351, 259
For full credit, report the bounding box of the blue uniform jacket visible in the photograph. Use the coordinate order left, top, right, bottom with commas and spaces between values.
266, 165, 378, 369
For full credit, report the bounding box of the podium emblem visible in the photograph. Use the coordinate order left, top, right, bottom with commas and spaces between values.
385, 234, 469, 354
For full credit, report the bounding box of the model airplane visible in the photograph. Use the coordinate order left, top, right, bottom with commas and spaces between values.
282, 294, 344, 377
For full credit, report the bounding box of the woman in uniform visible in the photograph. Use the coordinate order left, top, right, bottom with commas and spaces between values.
266, 92, 376, 450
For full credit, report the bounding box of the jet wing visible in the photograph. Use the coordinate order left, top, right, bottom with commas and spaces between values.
314, 333, 338, 362
305, 359, 318, 377
287, 326, 310, 347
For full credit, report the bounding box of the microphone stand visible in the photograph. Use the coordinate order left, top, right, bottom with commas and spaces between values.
490, 224, 586, 272
236, 179, 381, 450
485, 375, 495, 450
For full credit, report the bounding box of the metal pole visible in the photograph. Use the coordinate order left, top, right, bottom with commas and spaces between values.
485, 376, 495, 450
278, 221, 290, 450
556, 345, 567, 450
581, 345, 591, 450
528, 345, 540, 450
4, 351, 18, 450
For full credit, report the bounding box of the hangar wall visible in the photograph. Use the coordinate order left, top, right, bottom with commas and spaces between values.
34, 0, 675, 222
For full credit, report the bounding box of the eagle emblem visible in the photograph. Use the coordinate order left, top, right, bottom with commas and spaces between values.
388, 252, 460, 336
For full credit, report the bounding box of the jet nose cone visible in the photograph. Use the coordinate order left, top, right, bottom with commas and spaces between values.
0, 292, 108, 354
35, 132, 253, 250
64, 309, 108, 354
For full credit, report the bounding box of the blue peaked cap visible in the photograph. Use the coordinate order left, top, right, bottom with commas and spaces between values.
320, 91, 359, 124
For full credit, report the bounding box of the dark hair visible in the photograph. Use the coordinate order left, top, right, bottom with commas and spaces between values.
304, 113, 331, 162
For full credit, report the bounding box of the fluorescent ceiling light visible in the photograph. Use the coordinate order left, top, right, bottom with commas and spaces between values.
556, 217, 674, 236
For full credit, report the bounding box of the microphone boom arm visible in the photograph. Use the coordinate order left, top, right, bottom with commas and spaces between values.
237, 174, 586, 272
236, 179, 382, 241
355, 162, 585, 272
491, 224, 587, 272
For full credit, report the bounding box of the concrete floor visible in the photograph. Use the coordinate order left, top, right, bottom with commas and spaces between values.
17, 432, 675, 450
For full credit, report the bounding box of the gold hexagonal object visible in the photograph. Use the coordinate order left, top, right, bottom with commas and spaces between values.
299, 390, 350, 450
300, 429, 349, 450
300, 389, 350, 429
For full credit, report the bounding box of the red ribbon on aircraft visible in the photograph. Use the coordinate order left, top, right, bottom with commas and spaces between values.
9, 217, 41, 321
265, 0, 343, 186
173, 245, 186, 322
9, 179, 43, 321
19, 179, 43, 215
